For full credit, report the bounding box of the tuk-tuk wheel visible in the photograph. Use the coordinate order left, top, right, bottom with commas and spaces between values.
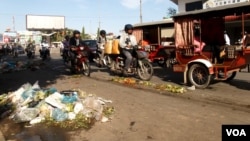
188, 64, 211, 89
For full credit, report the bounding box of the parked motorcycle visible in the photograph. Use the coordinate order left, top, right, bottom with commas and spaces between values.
111, 46, 154, 81
71, 46, 91, 76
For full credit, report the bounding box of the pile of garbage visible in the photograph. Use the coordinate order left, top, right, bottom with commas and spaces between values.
0, 60, 43, 73
111, 77, 186, 93
0, 81, 114, 129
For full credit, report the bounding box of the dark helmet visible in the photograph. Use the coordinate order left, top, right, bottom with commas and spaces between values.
100, 30, 106, 35
124, 24, 133, 32
73, 30, 80, 35
65, 35, 70, 40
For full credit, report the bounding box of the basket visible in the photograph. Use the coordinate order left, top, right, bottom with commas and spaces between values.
112, 39, 120, 54
104, 40, 112, 54
136, 51, 148, 59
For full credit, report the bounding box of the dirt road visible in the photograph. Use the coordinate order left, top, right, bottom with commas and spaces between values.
1, 48, 250, 141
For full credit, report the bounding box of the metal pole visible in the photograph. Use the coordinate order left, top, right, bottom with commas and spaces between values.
140, 0, 142, 23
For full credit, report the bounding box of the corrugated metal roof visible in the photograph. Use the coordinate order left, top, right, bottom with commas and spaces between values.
133, 19, 174, 27
173, 2, 250, 18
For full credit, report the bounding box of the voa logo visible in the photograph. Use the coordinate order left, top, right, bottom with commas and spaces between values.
226, 129, 246, 136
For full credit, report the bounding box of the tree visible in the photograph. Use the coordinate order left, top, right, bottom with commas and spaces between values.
163, 7, 177, 19
167, 7, 177, 17
81, 26, 86, 39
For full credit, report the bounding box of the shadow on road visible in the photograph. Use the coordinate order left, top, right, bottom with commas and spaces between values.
0, 56, 64, 94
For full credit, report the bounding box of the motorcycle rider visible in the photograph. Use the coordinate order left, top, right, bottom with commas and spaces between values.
62, 35, 70, 62
69, 30, 82, 70
40, 39, 50, 58
97, 30, 107, 66
119, 24, 138, 73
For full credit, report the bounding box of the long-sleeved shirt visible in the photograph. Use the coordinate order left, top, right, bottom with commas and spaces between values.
119, 32, 137, 50
98, 36, 106, 50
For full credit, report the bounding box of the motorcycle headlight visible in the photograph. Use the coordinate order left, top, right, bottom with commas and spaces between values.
80, 47, 84, 50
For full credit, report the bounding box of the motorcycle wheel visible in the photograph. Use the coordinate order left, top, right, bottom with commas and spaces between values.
137, 59, 154, 81
82, 61, 91, 76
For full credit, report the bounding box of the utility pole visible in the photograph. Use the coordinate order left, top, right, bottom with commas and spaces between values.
12, 16, 15, 32
140, 0, 142, 23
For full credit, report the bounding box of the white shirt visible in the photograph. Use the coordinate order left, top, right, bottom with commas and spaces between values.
224, 33, 230, 45
119, 32, 137, 49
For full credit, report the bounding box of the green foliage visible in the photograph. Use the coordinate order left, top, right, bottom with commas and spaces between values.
166, 7, 177, 18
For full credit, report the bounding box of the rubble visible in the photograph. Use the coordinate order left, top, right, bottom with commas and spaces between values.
0, 81, 114, 130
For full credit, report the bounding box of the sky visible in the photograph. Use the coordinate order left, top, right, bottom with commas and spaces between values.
0, 0, 177, 35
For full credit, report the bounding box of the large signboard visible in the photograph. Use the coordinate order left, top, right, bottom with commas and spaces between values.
203, 0, 249, 9
2, 32, 17, 43
26, 15, 65, 30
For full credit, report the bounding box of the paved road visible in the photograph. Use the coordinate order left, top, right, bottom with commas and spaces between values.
3, 47, 250, 111
1, 48, 250, 141
52, 48, 250, 110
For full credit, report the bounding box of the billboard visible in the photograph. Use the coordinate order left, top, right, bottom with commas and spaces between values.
26, 15, 65, 30
203, 0, 249, 9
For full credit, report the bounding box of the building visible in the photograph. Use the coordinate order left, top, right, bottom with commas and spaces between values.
171, 0, 249, 13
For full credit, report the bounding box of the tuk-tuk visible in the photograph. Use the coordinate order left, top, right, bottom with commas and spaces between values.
172, 2, 250, 88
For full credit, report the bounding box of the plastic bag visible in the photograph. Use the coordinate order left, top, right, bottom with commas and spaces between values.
13, 108, 40, 123
21, 81, 40, 100
61, 92, 78, 104
82, 96, 103, 120
51, 108, 68, 121
45, 92, 65, 109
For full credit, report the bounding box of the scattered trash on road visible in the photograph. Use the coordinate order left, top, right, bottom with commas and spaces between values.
111, 77, 187, 93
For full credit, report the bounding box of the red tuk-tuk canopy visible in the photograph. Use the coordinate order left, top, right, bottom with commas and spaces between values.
172, 2, 250, 48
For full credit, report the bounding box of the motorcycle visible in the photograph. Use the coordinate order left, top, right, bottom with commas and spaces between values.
93, 49, 111, 68
71, 46, 91, 76
40, 46, 50, 61
111, 46, 154, 81
26, 46, 36, 59
61, 48, 70, 64
12, 47, 18, 58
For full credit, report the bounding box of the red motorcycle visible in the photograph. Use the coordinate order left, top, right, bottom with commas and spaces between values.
71, 46, 91, 76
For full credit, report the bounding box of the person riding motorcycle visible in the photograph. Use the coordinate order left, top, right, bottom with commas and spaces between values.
40, 40, 50, 58
97, 30, 107, 66
62, 35, 70, 62
119, 24, 138, 73
69, 30, 82, 70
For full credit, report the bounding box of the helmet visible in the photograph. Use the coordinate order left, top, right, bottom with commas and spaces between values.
65, 35, 70, 40
73, 30, 80, 35
124, 24, 133, 32
100, 30, 106, 35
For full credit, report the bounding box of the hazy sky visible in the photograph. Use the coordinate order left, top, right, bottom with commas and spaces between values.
0, 0, 177, 35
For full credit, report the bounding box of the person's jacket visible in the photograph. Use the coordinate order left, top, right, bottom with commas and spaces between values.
69, 37, 82, 48
119, 32, 137, 50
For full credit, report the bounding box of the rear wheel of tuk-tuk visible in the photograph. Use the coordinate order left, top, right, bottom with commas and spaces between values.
188, 64, 211, 89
